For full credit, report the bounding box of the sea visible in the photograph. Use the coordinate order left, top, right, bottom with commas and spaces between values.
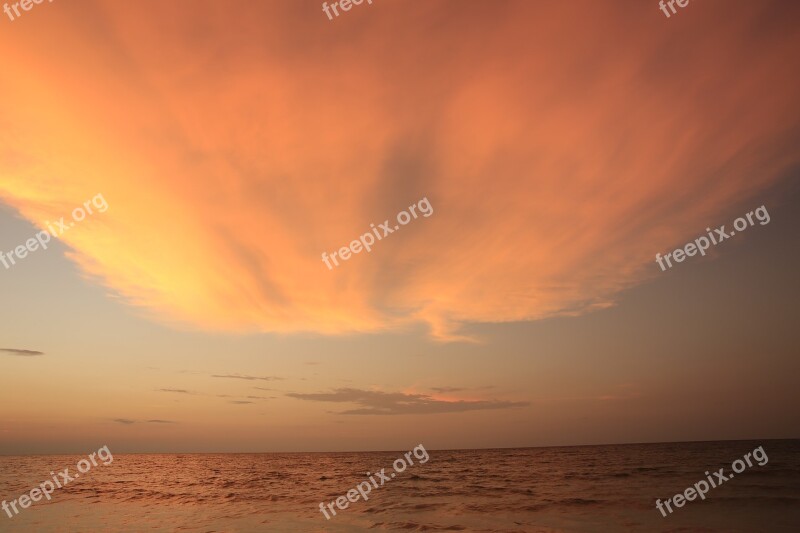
0, 439, 798, 532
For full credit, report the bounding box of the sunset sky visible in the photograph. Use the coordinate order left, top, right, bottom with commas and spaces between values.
1, 0, 798, 454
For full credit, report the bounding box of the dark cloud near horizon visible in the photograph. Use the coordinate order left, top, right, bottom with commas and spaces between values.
230, 400, 253, 404
157, 388, 193, 394
430, 387, 465, 393
218, 394, 269, 401
287, 388, 529, 415
212, 374, 283, 382
1, 348, 44, 356
113, 418, 177, 424
430, 386, 496, 393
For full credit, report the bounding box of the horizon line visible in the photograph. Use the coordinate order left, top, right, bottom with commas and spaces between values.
2, 437, 798, 457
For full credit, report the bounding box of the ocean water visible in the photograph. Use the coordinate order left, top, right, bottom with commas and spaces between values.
0, 439, 798, 532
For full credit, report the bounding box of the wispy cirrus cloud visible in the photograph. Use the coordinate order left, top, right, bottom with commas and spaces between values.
1, 348, 44, 356
159, 388, 271, 404
220, 394, 271, 401
113, 418, 177, 424
212, 374, 283, 382
430, 386, 495, 393
287, 388, 529, 415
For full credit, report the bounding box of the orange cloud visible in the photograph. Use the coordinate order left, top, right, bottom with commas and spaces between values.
1, 1, 798, 340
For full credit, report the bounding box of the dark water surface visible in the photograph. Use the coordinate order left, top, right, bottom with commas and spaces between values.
1, 439, 798, 532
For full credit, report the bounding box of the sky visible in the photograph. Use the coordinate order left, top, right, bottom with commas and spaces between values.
0, 0, 798, 454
